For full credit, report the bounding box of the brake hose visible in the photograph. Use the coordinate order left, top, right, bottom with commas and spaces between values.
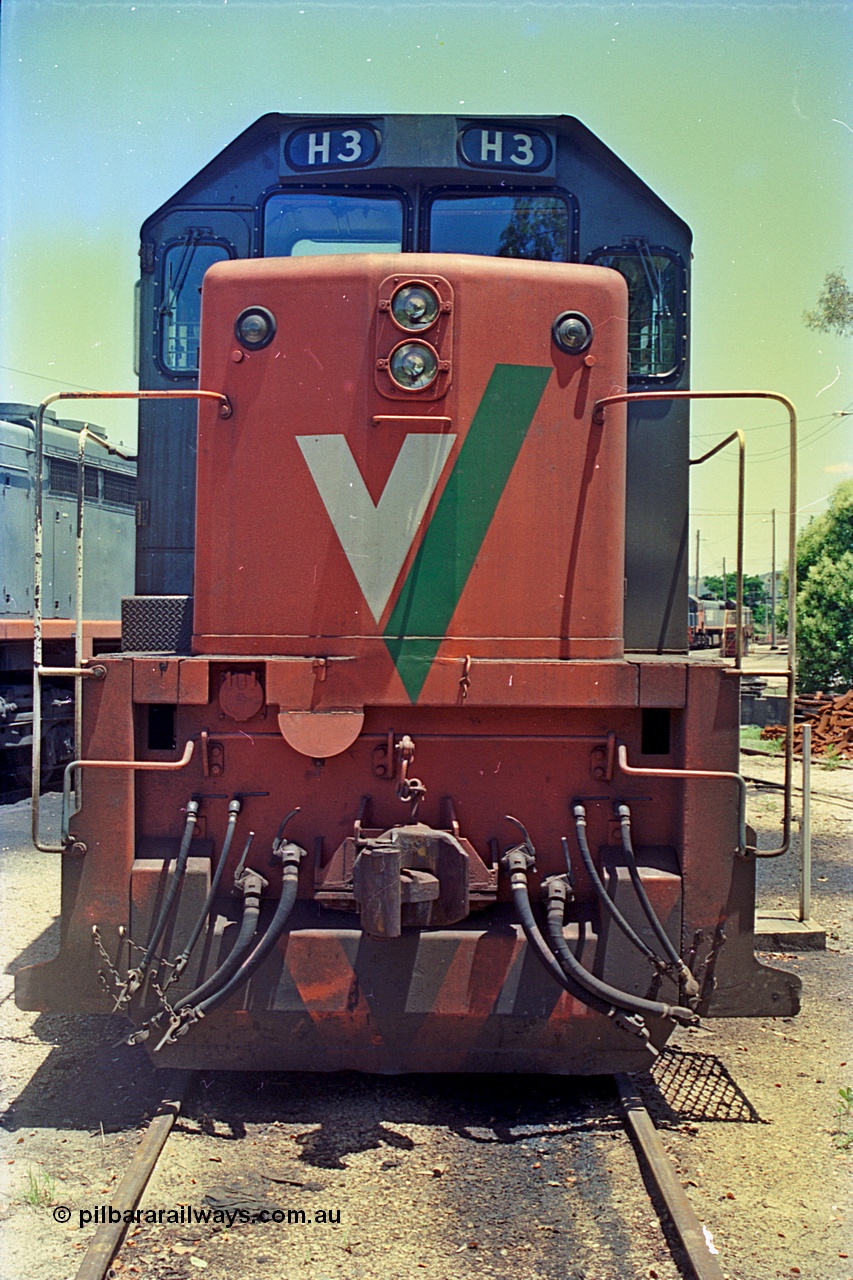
501, 838, 652, 1048
119, 797, 200, 1006
615, 803, 699, 1001
543, 877, 697, 1026
155, 837, 306, 1049
169, 797, 243, 983
572, 803, 670, 977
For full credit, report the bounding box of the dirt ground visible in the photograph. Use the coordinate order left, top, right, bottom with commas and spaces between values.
0, 751, 850, 1280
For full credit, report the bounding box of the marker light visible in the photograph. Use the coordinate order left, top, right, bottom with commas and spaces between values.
552, 311, 594, 354
391, 282, 441, 331
389, 341, 439, 390
235, 306, 276, 350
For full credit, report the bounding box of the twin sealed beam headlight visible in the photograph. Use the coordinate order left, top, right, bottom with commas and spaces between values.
376, 275, 452, 399
391, 282, 441, 332
388, 341, 439, 390
234, 306, 276, 350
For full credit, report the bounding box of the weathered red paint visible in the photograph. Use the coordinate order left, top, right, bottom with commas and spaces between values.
192, 255, 628, 672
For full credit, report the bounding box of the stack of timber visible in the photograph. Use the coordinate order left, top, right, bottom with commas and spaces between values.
761, 689, 853, 759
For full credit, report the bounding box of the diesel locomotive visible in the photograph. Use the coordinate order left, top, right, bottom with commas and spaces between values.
17, 115, 801, 1074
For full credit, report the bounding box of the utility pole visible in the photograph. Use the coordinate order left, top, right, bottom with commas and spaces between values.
770, 507, 777, 649
722, 557, 727, 602
694, 529, 700, 597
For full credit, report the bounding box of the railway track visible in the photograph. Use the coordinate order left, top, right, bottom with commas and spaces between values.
72, 1069, 726, 1280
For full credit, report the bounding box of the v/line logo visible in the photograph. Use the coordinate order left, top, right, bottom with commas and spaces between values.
298, 364, 552, 701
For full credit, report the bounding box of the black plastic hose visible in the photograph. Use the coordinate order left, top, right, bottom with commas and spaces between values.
502, 849, 651, 1047
172, 871, 263, 1013
121, 799, 200, 1005
170, 798, 243, 981
572, 803, 668, 973
544, 888, 697, 1026
615, 803, 700, 1001
191, 846, 303, 1019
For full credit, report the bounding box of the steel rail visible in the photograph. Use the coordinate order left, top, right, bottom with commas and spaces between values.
74, 1072, 194, 1280
614, 1073, 727, 1280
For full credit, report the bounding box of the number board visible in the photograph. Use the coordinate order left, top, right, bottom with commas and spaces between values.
458, 126, 552, 172
284, 125, 380, 172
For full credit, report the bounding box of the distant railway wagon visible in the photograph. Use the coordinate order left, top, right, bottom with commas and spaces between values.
17, 115, 800, 1076
0, 404, 136, 787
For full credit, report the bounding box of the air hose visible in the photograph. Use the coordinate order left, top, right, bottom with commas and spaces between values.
169, 797, 244, 983
572, 803, 671, 978
172, 865, 264, 1011
119, 797, 200, 1006
615, 803, 700, 1002
155, 835, 306, 1049
501, 835, 653, 1049
543, 876, 697, 1026
128, 851, 263, 1047
193, 839, 305, 1018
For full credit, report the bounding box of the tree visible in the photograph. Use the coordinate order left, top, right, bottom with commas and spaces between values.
797, 551, 853, 694
496, 198, 568, 261
700, 573, 767, 626
781, 479, 853, 692
803, 270, 853, 338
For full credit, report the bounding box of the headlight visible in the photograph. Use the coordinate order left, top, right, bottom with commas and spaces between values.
391, 282, 441, 331
234, 306, 276, 350
389, 341, 439, 390
552, 311, 593, 354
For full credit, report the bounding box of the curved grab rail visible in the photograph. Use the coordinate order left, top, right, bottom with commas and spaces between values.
56, 739, 197, 848
31, 389, 230, 852
594, 390, 798, 859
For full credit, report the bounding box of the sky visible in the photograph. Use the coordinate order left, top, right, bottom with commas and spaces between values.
1, 0, 851, 579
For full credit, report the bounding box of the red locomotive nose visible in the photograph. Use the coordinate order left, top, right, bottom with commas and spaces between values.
193, 253, 628, 701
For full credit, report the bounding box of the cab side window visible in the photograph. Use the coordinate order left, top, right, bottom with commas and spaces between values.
160, 238, 232, 374
589, 243, 686, 381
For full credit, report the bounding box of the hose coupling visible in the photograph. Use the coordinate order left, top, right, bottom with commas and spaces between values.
273, 840, 308, 871
541, 873, 574, 906
234, 867, 269, 897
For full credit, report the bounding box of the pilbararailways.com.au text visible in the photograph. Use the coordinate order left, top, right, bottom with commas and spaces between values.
54, 1205, 341, 1230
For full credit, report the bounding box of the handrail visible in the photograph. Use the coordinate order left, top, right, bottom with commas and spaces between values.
617, 743, 748, 858
60, 739, 196, 846
594, 390, 798, 859
31, 389, 231, 852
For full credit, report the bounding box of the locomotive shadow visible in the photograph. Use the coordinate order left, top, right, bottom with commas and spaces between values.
0, 1014, 174, 1134
174, 1069, 626, 1169
174, 1072, 663, 1275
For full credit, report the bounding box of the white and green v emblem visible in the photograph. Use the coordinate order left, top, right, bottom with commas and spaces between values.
299, 364, 552, 702
297, 432, 457, 623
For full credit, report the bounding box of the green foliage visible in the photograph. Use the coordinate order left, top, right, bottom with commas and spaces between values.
834, 1086, 853, 1150
781, 481, 853, 693
797, 550, 853, 693
796, 479, 853, 580
496, 197, 568, 261
803, 270, 853, 338
24, 1167, 55, 1208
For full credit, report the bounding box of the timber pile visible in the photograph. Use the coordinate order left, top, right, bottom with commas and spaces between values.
761, 689, 853, 758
